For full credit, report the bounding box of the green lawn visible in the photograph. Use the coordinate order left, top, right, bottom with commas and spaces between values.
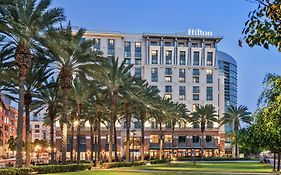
45, 162, 273, 175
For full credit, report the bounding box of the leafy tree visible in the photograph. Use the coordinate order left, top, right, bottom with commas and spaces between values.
0, 0, 65, 167
220, 105, 252, 158
243, 0, 281, 51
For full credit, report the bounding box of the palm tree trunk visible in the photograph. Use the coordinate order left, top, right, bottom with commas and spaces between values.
140, 116, 145, 162
24, 99, 31, 167
70, 123, 74, 163
76, 104, 81, 164
16, 74, 26, 167
273, 153, 276, 171
171, 122, 175, 160
97, 113, 101, 162
50, 115, 55, 164
201, 131, 204, 159
125, 103, 131, 162
61, 88, 69, 164
159, 122, 163, 160
235, 130, 239, 159
90, 123, 94, 163
114, 120, 118, 162
109, 94, 116, 163
277, 152, 281, 172
94, 121, 98, 162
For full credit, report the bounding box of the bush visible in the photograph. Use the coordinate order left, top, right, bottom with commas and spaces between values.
176, 157, 254, 161
0, 168, 33, 175
102, 161, 145, 169
149, 159, 168, 164
32, 164, 91, 174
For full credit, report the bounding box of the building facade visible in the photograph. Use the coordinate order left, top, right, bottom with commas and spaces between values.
217, 51, 238, 156
30, 120, 51, 142
0, 96, 21, 158
55, 29, 237, 161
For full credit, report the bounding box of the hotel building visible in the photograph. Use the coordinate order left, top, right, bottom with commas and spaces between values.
55, 29, 237, 160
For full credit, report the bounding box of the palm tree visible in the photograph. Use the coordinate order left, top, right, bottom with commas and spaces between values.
94, 57, 134, 162
70, 77, 93, 164
191, 104, 218, 158
0, 0, 65, 167
48, 25, 98, 164
220, 105, 251, 158
34, 78, 61, 164
169, 102, 189, 160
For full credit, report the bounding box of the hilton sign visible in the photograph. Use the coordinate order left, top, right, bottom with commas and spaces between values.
188, 29, 213, 36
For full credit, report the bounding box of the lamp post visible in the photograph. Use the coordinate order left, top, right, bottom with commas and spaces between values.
131, 130, 136, 162
74, 120, 80, 172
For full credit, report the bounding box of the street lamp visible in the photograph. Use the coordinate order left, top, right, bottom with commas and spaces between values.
131, 130, 136, 162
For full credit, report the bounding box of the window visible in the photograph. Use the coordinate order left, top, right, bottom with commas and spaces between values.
165, 68, 172, 75
165, 86, 172, 93
124, 41, 131, 58
193, 86, 200, 93
178, 42, 185, 47
80, 136, 86, 144
164, 94, 172, 100
192, 43, 199, 47
207, 121, 214, 128
206, 69, 213, 83
134, 121, 141, 129
207, 52, 213, 66
35, 125, 40, 128
150, 41, 158, 46
193, 94, 199, 101
179, 86, 186, 100
193, 77, 199, 83
135, 68, 141, 78
93, 38, 100, 51
179, 51, 186, 65
151, 121, 157, 129
164, 135, 172, 143
151, 50, 158, 64
193, 51, 199, 66
35, 130, 40, 133
135, 58, 141, 65
165, 68, 172, 82
165, 50, 172, 65
4, 125, 8, 131
165, 42, 172, 46
206, 135, 213, 143
193, 69, 200, 76
207, 87, 213, 101
151, 68, 158, 82
150, 135, 159, 143
179, 68, 185, 83
125, 58, 131, 64
178, 136, 186, 143
193, 136, 200, 143
135, 42, 142, 58
108, 39, 115, 56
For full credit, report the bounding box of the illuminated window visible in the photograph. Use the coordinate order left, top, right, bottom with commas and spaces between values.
165, 50, 172, 65
164, 135, 172, 143
193, 51, 199, 66
179, 51, 186, 65
179, 86, 186, 100
206, 69, 213, 83
164, 94, 172, 100
151, 50, 158, 64
193, 77, 199, 83
179, 68, 185, 83
150, 135, 159, 143
207, 52, 213, 66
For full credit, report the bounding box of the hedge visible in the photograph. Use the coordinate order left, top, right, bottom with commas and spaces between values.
176, 157, 254, 161
32, 164, 91, 174
102, 161, 145, 169
149, 159, 168, 164
0, 168, 33, 175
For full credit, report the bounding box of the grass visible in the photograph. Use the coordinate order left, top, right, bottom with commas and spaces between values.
44, 161, 273, 175
115, 162, 272, 173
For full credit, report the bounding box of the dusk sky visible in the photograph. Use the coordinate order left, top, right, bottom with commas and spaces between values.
51, 0, 281, 113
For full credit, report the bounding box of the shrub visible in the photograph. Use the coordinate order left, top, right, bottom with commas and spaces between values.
149, 159, 168, 164
0, 168, 33, 175
102, 161, 145, 169
32, 164, 91, 174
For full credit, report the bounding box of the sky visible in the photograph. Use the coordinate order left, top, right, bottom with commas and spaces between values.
51, 0, 281, 113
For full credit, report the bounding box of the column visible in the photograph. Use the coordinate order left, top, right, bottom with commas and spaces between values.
188, 39, 192, 66
160, 37, 163, 65
201, 39, 205, 66
174, 38, 177, 65
146, 37, 149, 64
